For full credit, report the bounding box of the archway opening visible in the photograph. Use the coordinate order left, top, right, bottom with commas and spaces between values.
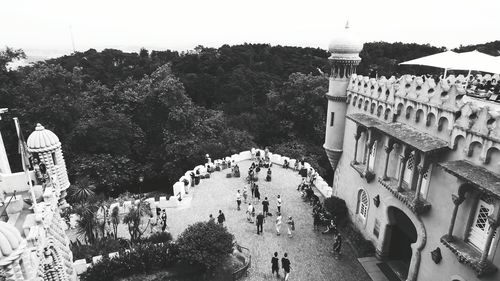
386, 206, 417, 280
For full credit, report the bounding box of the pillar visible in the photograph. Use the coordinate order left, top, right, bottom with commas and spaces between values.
446, 194, 465, 240
383, 141, 394, 180
479, 216, 499, 264
397, 146, 409, 192
352, 132, 361, 164
364, 130, 373, 174
413, 154, 428, 202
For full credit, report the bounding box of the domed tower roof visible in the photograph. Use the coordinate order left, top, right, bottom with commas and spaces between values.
0, 221, 23, 260
328, 21, 363, 63
27, 123, 61, 153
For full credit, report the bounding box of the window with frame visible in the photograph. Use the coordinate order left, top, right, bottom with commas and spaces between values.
357, 189, 369, 219
468, 199, 496, 252
403, 153, 414, 186
420, 164, 432, 198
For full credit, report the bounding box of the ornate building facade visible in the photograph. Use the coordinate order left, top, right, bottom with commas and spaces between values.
326, 26, 500, 281
0, 116, 75, 281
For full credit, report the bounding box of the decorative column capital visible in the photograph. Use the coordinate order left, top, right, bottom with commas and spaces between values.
354, 133, 361, 141
384, 145, 394, 154
452, 194, 465, 206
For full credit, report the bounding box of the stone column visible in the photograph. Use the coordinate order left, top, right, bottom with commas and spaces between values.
479, 216, 499, 264
413, 154, 428, 202
446, 194, 465, 240
353, 132, 361, 164
397, 146, 409, 192
383, 142, 394, 180
363, 129, 373, 174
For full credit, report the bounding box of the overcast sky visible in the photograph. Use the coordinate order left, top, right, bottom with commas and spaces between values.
1, 0, 499, 56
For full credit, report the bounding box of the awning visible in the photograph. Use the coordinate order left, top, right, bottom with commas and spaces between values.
346, 113, 449, 153
439, 160, 500, 198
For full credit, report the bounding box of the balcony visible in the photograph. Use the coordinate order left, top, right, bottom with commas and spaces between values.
350, 161, 375, 183
440, 235, 498, 277
377, 177, 431, 215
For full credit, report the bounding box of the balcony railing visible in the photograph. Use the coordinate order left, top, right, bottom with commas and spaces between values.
350, 161, 375, 183
378, 177, 431, 215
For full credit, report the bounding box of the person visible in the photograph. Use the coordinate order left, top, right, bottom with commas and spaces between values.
242, 187, 248, 203
250, 182, 256, 198
293, 160, 299, 171
281, 253, 291, 280
208, 214, 215, 223
217, 210, 225, 225
275, 212, 282, 236
256, 212, 265, 234
283, 159, 289, 169
313, 210, 321, 231
256, 150, 261, 161
156, 207, 161, 224
251, 147, 256, 160
262, 197, 269, 216
333, 233, 342, 259
322, 220, 338, 235
277, 195, 282, 213
247, 203, 255, 223
161, 210, 168, 232
287, 216, 295, 238
266, 168, 272, 182
271, 252, 280, 278
236, 190, 242, 210
233, 163, 240, 177
254, 185, 261, 201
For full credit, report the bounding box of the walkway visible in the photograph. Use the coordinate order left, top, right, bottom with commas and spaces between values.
167, 160, 371, 281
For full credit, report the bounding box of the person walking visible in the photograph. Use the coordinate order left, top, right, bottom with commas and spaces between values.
287, 216, 295, 238
271, 252, 280, 278
161, 210, 167, 232
251, 182, 256, 198
281, 253, 291, 280
276, 195, 282, 214
243, 187, 248, 203
247, 203, 255, 223
333, 233, 342, 259
275, 212, 282, 236
217, 210, 226, 225
262, 197, 269, 216
254, 185, 261, 201
256, 212, 265, 234
236, 190, 242, 210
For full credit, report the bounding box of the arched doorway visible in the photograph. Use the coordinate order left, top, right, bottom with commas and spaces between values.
386, 206, 417, 280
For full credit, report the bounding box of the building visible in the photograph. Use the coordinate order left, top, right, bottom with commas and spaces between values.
325, 25, 500, 281
0, 112, 75, 281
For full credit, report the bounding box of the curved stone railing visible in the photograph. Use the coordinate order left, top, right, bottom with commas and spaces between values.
232, 245, 251, 280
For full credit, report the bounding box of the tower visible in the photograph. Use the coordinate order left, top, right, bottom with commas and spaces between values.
323, 22, 363, 172
27, 123, 71, 205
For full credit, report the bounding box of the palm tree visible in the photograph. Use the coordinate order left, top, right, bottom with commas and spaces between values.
110, 205, 120, 239
74, 202, 99, 244
67, 177, 96, 204
123, 200, 152, 243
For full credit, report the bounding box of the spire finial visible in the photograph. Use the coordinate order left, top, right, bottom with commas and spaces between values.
345, 20, 350, 29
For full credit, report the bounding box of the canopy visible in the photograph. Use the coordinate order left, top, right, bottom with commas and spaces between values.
399, 50, 500, 74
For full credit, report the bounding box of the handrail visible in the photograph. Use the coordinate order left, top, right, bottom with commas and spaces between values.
0, 190, 16, 222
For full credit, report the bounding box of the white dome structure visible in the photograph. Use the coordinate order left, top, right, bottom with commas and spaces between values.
328, 21, 363, 62
27, 123, 61, 153
0, 221, 23, 259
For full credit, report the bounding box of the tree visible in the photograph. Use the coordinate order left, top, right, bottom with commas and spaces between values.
110, 205, 120, 239
122, 201, 151, 243
66, 177, 96, 204
176, 221, 234, 270
74, 202, 100, 244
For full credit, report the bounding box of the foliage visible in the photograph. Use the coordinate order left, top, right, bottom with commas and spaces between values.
140, 231, 173, 244
66, 177, 96, 204
110, 205, 120, 239
323, 196, 349, 226
70, 237, 128, 262
176, 221, 234, 270
341, 223, 375, 257
74, 202, 100, 244
123, 202, 152, 243
80, 242, 179, 281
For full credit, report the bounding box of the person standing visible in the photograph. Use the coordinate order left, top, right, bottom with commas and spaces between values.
243, 187, 248, 203
236, 190, 242, 210
281, 253, 291, 280
247, 203, 255, 223
262, 197, 269, 216
287, 216, 295, 238
208, 214, 215, 223
275, 212, 282, 236
271, 252, 280, 278
161, 210, 167, 232
256, 212, 265, 234
333, 233, 342, 259
217, 210, 226, 225
276, 195, 282, 214
251, 182, 256, 198
254, 185, 261, 201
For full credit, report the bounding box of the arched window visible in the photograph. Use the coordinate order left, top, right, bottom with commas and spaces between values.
357, 189, 369, 219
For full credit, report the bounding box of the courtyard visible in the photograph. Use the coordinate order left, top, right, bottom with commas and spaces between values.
166, 160, 371, 281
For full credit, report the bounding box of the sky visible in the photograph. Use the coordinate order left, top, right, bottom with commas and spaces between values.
1, 0, 499, 57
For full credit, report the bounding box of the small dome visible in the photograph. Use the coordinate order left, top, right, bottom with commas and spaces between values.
0, 221, 23, 258
328, 22, 363, 60
27, 123, 61, 152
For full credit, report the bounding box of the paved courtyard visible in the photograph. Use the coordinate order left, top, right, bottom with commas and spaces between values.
167, 160, 371, 281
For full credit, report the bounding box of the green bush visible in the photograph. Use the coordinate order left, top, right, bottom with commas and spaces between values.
323, 196, 349, 226
141, 231, 173, 244
70, 237, 128, 262
80, 242, 179, 281
176, 221, 234, 270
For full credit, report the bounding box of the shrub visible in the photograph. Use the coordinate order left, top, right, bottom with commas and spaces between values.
80, 242, 179, 281
323, 196, 349, 226
70, 237, 127, 262
176, 221, 234, 270
141, 231, 173, 244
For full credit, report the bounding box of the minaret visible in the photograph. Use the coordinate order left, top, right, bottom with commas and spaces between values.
323, 22, 363, 172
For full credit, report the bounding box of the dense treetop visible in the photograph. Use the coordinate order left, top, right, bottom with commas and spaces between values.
0, 41, 497, 195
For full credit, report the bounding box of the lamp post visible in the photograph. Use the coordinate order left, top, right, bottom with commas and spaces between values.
138, 175, 144, 199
